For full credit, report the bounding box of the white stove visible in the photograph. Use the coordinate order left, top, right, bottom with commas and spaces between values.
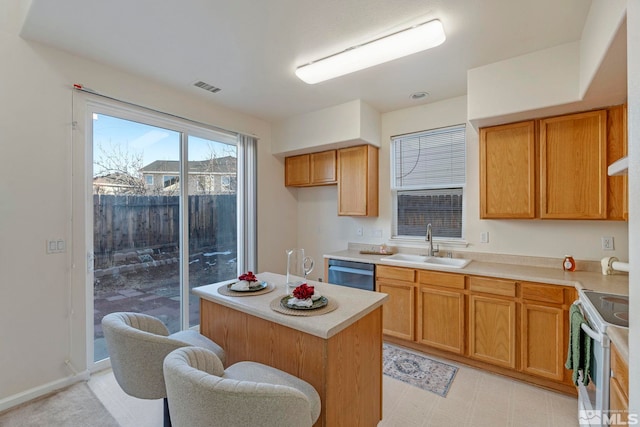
580, 290, 629, 330
575, 289, 629, 426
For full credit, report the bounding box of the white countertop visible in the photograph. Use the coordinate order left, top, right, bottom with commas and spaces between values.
325, 249, 629, 295
192, 271, 388, 340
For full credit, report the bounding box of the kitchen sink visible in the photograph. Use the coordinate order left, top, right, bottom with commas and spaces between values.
382, 253, 471, 269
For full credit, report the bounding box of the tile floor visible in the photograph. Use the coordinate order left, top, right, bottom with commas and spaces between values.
88, 353, 579, 427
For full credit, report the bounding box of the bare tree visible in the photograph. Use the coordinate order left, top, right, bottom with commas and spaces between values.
93, 141, 147, 195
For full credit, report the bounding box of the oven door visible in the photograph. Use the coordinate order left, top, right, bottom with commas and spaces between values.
575, 302, 610, 427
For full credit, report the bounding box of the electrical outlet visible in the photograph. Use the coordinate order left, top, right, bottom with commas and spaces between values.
356, 227, 363, 237
601, 236, 614, 251
480, 232, 489, 243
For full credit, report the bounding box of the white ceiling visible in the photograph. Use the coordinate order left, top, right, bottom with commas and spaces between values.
20, 0, 597, 122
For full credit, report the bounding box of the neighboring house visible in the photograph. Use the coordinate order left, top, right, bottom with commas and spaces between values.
92, 172, 144, 195
139, 157, 237, 195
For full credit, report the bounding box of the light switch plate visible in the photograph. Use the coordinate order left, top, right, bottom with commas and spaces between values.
480, 232, 489, 243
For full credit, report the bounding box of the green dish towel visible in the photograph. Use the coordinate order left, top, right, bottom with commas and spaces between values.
565, 304, 592, 386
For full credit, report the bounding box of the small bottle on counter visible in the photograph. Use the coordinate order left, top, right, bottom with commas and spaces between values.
563, 255, 576, 272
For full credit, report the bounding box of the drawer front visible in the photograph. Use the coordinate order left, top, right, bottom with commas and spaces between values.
468, 276, 516, 297
418, 270, 465, 290
521, 282, 565, 304
377, 265, 415, 282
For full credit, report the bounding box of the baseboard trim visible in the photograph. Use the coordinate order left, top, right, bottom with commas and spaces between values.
0, 371, 90, 413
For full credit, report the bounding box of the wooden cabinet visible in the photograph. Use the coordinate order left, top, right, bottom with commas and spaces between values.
521, 303, 564, 380
417, 271, 465, 354
520, 282, 571, 381
284, 150, 336, 187
480, 121, 537, 218
610, 342, 629, 425
468, 277, 517, 369
540, 110, 608, 219
375, 264, 575, 393
376, 266, 415, 340
337, 145, 378, 216
607, 104, 628, 220
285, 154, 310, 186
479, 105, 626, 221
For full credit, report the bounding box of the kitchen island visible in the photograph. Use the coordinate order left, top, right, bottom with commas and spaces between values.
193, 272, 388, 427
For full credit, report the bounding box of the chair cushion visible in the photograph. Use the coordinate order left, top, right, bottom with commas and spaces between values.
224, 361, 321, 424
170, 330, 226, 366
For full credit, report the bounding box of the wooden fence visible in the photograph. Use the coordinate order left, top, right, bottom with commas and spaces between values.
93, 194, 236, 256
397, 193, 463, 238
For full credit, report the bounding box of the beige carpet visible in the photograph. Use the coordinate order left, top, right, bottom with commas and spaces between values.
0, 382, 120, 427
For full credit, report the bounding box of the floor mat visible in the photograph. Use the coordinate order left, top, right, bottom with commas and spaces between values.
383, 343, 458, 397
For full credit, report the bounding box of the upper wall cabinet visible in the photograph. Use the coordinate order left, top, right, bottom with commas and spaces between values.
480, 121, 537, 219
606, 104, 628, 221
338, 145, 378, 217
540, 110, 607, 219
479, 106, 626, 220
285, 150, 337, 187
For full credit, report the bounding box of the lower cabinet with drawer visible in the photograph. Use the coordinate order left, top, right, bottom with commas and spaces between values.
417, 271, 465, 355
520, 282, 574, 383
376, 265, 577, 394
468, 276, 517, 369
376, 265, 416, 340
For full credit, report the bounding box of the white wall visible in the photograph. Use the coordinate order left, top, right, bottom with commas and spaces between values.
626, 0, 639, 414
272, 99, 380, 155
296, 95, 629, 275
0, 1, 294, 407
579, 0, 627, 98
467, 42, 581, 123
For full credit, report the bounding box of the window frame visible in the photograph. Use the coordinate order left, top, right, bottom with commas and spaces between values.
72, 91, 257, 372
390, 124, 467, 243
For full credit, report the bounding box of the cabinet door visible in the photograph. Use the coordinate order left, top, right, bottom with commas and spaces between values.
417, 286, 465, 354
468, 294, 516, 369
310, 150, 337, 185
521, 303, 564, 380
480, 121, 536, 218
610, 378, 629, 425
285, 154, 310, 186
377, 280, 415, 340
606, 104, 627, 220
540, 110, 607, 219
338, 145, 378, 216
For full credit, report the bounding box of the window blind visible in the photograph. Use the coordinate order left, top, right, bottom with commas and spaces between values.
392, 124, 466, 189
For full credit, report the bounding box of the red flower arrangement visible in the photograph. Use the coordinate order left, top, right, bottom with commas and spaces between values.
238, 271, 258, 282
293, 283, 315, 300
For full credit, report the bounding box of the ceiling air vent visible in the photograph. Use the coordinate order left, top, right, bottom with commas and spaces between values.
193, 81, 221, 93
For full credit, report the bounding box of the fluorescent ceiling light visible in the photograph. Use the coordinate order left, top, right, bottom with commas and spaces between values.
295, 19, 446, 84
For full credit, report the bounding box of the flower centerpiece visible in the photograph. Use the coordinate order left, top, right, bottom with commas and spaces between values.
287, 283, 323, 308
238, 271, 258, 282
230, 271, 260, 291
293, 283, 315, 300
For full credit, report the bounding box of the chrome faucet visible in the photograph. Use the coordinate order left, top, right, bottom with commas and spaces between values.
425, 223, 439, 257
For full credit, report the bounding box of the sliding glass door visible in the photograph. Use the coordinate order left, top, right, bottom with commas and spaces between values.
88, 103, 247, 364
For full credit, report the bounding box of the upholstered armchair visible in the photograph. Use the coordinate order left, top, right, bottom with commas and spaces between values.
101, 312, 226, 427
163, 346, 321, 427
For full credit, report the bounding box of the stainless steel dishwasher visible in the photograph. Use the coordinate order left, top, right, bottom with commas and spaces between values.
327, 259, 375, 291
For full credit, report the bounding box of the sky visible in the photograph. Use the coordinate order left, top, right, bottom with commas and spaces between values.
92, 113, 236, 175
